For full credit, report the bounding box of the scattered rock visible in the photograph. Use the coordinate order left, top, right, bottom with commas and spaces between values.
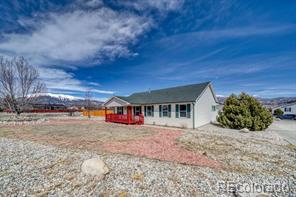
118, 191, 128, 197
211, 120, 220, 126
132, 172, 144, 181
256, 193, 271, 197
81, 157, 109, 177
240, 128, 250, 133
236, 192, 271, 197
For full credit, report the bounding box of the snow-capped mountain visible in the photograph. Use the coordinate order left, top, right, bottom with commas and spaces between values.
31, 93, 104, 107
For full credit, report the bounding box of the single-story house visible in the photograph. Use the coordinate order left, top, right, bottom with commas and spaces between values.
103, 82, 220, 129
272, 102, 296, 115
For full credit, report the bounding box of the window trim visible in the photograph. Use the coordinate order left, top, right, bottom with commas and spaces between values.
144, 105, 154, 117
117, 107, 123, 115
162, 105, 169, 117
179, 104, 187, 118
134, 106, 141, 116
176, 103, 191, 119
284, 107, 292, 112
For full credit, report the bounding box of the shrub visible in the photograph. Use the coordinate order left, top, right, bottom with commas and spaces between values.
217, 93, 273, 131
273, 108, 284, 116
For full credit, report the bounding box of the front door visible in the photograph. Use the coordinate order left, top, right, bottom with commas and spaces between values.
133, 106, 142, 116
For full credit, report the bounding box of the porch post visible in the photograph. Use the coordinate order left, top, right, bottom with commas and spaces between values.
105, 107, 107, 122
127, 106, 132, 124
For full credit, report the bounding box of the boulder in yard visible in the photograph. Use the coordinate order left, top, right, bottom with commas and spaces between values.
240, 128, 250, 133
81, 157, 109, 177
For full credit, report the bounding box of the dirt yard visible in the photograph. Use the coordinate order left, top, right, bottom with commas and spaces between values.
0, 117, 295, 196
0, 119, 154, 150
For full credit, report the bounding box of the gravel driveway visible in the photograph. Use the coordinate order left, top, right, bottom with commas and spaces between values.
0, 119, 295, 196
267, 120, 296, 144
0, 138, 295, 196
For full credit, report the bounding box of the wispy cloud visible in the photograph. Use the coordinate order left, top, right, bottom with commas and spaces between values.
154, 53, 296, 81
0, 9, 152, 66
0, 0, 183, 97
39, 67, 114, 95
158, 24, 296, 48
119, 0, 184, 12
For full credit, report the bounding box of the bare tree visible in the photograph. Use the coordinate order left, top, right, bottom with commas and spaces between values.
0, 56, 46, 115
85, 89, 93, 119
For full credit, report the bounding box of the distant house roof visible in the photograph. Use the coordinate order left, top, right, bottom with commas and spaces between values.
272, 101, 296, 109
113, 82, 217, 105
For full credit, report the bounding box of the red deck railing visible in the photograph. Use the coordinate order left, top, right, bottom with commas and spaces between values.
105, 113, 144, 125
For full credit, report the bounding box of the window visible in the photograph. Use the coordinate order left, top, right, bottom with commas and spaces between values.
284, 107, 292, 112
176, 104, 191, 118
180, 104, 187, 117
134, 106, 141, 116
159, 104, 171, 117
117, 107, 123, 115
212, 105, 216, 112
162, 105, 169, 117
144, 106, 154, 117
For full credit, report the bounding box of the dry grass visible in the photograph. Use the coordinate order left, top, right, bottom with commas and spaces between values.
0, 119, 155, 152
178, 131, 296, 176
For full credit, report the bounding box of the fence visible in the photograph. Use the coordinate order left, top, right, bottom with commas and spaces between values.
82, 109, 113, 117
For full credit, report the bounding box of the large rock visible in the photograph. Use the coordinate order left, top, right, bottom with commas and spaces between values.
240, 128, 250, 133
81, 157, 109, 177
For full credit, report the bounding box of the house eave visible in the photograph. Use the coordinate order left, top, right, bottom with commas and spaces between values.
103, 96, 131, 106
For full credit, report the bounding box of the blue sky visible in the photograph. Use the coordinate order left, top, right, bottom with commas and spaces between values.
0, 0, 295, 100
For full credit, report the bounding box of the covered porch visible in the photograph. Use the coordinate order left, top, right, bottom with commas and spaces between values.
104, 97, 144, 125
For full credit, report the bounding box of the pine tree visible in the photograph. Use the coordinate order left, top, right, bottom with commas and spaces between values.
217, 93, 273, 131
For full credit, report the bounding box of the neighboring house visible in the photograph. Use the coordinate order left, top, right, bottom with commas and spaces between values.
103, 82, 220, 128
30, 103, 67, 111
272, 102, 296, 115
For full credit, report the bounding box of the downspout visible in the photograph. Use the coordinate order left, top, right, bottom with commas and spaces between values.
192, 102, 195, 129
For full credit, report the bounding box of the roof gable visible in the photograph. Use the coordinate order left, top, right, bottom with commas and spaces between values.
118, 82, 213, 104
104, 96, 130, 107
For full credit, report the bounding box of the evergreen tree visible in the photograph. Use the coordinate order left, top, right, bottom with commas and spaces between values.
217, 93, 273, 131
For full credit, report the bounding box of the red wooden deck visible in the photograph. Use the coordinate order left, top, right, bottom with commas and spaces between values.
105, 106, 144, 125
105, 114, 144, 124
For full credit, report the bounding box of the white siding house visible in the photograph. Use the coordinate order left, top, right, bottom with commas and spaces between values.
272, 102, 296, 115
103, 82, 220, 128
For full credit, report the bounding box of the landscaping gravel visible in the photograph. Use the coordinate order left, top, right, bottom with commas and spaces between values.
0, 138, 295, 196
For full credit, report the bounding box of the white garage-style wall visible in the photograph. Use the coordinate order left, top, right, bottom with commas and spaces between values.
194, 86, 218, 127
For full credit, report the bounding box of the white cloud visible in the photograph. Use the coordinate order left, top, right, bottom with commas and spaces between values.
35, 93, 84, 100
39, 67, 114, 95
158, 24, 296, 46
0, 7, 152, 66
156, 53, 296, 81
120, 0, 184, 11
0, 0, 182, 97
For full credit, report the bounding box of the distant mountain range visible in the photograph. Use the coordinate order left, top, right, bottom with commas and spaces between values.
33, 94, 296, 108
31, 94, 104, 107
217, 96, 296, 108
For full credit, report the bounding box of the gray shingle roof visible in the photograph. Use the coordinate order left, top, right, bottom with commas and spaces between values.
117, 82, 212, 104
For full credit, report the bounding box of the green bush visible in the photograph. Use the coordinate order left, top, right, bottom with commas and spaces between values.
217, 93, 273, 131
273, 108, 284, 116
